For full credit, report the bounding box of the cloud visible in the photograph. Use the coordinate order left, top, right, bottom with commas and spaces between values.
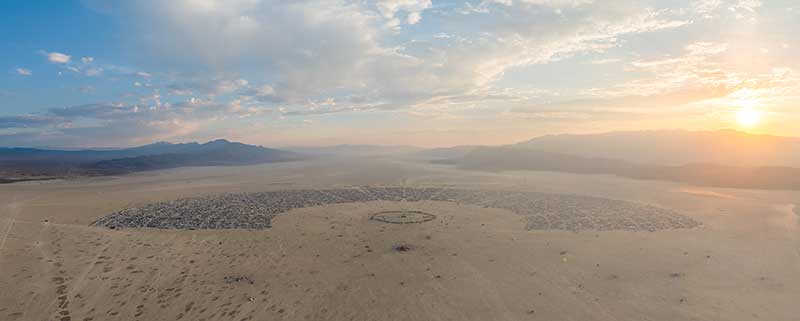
549, 40, 800, 126
84, 67, 103, 77
518, 0, 594, 7
0, 119, 199, 148
0, 97, 243, 146
90, 0, 693, 108
407, 11, 422, 24
444, 4, 691, 87
45, 51, 72, 63
8, 0, 791, 147
510, 86, 737, 117
693, 0, 763, 19
238, 84, 283, 103
611, 42, 732, 97
0, 115, 62, 129
15, 68, 32, 76
47, 103, 134, 119
377, 0, 432, 26
166, 77, 251, 98
119, 0, 389, 101
590, 58, 621, 64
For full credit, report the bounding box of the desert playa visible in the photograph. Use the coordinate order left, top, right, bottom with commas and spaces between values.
1, 158, 798, 321
3, 1, 800, 320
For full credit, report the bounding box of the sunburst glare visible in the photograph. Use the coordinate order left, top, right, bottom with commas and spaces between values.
736, 108, 761, 128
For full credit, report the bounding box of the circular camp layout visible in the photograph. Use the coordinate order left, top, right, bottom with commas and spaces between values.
93, 186, 700, 232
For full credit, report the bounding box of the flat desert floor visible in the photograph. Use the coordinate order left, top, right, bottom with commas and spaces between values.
1, 157, 798, 321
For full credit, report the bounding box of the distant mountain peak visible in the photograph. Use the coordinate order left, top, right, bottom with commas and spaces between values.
205, 139, 233, 145
143, 141, 174, 146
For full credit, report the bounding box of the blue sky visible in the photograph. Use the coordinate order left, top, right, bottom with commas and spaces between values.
1, 0, 798, 147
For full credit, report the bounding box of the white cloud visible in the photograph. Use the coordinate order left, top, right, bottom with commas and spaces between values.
573, 40, 798, 120
125, 0, 388, 102
15, 0, 787, 146
488, 0, 513, 6
732, 0, 762, 12
407, 11, 422, 24
693, 0, 724, 14
15, 68, 32, 76
102, 0, 698, 118
215, 78, 248, 94
461, 6, 690, 86
46, 51, 71, 63
693, 0, 762, 19
518, 0, 594, 7
603, 42, 735, 97
377, 0, 432, 27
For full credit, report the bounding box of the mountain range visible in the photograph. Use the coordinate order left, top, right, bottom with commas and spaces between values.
423, 130, 800, 167
514, 130, 800, 167
422, 130, 800, 190
0, 139, 301, 183
3, 130, 800, 190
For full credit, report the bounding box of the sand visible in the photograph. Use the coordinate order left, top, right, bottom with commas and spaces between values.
1, 157, 799, 321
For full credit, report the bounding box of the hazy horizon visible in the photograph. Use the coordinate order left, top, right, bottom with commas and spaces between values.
3, 128, 799, 150
3, 3, 800, 321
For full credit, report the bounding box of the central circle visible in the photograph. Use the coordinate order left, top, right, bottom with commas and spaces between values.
371, 210, 436, 224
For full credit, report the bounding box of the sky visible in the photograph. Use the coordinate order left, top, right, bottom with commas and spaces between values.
0, 0, 798, 148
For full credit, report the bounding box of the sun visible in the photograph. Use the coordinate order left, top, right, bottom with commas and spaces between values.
736, 108, 761, 128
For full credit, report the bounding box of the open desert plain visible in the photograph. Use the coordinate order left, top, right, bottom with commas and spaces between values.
1, 156, 798, 321
4, 1, 800, 320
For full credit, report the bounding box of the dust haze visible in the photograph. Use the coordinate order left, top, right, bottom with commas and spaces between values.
2, 141, 799, 320
4, 1, 800, 320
